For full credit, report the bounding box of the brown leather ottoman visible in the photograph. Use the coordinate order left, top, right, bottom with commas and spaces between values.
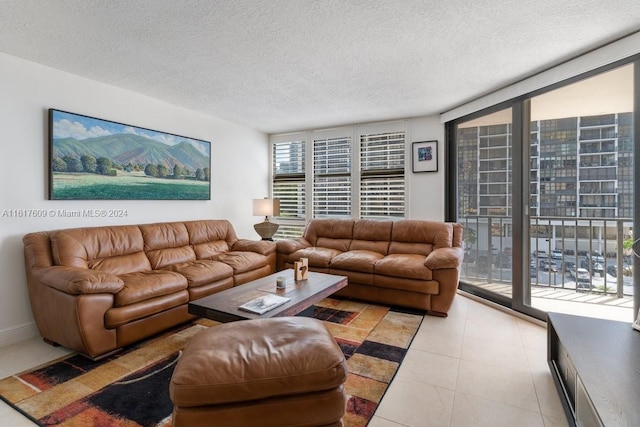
169, 317, 348, 427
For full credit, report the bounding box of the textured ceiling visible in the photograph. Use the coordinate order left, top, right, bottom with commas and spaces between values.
1, 0, 640, 134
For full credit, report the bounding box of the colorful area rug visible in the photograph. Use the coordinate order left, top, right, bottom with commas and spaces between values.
0, 298, 423, 426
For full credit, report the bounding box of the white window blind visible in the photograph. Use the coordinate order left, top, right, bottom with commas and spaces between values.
360, 131, 405, 218
270, 121, 407, 229
273, 140, 305, 221
313, 136, 351, 218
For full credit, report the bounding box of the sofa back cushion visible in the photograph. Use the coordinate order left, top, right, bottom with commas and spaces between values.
139, 222, 196, 269
452, 223, 464, 249
184, 220, 238, 259
350, 220, 392, 254
389, 220, 453, 255
51, 225, 151, 275
304, 219, 354, 252
23, 232, 55, 269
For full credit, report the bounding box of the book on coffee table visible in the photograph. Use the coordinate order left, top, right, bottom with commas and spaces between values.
238, 294, 291, 315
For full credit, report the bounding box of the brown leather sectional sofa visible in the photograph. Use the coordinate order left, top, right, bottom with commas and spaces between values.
22, 220, 275, 359
276, 218, 464, 316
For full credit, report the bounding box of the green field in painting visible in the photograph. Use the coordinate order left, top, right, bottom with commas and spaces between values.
51, 172, 210, 200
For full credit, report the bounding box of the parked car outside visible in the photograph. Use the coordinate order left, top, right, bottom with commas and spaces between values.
585, 251, 605, 263
539, 259, 558, 272
581, 259, 604, 277
607, 263, 633, 277
551, 250, 563, 260
576, 281, 592, 290
530, 259, 538, 277
532, 250, 548, 258
570, 267, 592, 289
560, 261, 576, 275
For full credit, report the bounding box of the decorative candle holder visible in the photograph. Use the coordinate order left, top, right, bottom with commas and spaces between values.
294, 258, 309, 281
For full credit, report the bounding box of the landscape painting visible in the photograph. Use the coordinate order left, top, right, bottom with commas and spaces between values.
49, 109, 211, 200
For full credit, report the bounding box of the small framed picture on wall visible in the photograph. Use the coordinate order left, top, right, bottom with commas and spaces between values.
412, 140, 438, 173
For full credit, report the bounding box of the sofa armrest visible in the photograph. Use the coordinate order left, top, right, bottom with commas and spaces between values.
276, 238, 312, 255
34, 266, 124, 295
425, 247, 464, 270
232, 239, 276, 255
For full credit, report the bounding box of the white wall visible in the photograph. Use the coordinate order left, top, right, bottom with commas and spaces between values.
407, 115, 446, 220
0, 52, 269, 347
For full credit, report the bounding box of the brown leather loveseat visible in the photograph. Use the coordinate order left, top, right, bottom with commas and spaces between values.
276, 219, 463, 316
23, 219, 275, 359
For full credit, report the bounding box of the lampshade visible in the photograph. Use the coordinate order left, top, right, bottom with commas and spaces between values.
252, 198, 280, 240
252, 198, 280, 217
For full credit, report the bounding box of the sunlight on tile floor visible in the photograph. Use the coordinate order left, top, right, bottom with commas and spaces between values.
0, 294, 569, 427
369, 294, 569, 427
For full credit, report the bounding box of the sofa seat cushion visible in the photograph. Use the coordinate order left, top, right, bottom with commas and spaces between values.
375, 254, 432, 281
106, 290, 190, 328
164, 260, 233, 287
115, 270, 188, 306
213, 251, 268, 274
290, 247, 342, 268
330, 250, 384, 273
328, 268, 375, 286
373, 275, 439, 294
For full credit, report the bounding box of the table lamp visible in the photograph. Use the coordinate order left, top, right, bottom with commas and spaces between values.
253, 198, 280, 240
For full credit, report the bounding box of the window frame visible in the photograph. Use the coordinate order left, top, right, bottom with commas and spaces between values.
445, 56, 640, 321
270, 121, 408, 239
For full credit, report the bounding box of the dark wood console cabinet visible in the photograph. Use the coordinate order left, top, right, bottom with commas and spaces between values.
547, 312, 640, 426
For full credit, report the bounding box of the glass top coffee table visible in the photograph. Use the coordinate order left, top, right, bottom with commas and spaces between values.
188, 269, 348, 323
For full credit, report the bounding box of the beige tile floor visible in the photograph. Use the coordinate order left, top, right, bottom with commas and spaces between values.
0, 293, 568, 427
369, 293, 569, 427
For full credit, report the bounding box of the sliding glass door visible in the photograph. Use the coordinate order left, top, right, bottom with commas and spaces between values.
456, 108, 514, 304
451, 60, 637, 322
526, 64, 635, 319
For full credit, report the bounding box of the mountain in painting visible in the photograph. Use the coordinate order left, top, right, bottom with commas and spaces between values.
168, 141, 209, 170
52, 134, 209, 170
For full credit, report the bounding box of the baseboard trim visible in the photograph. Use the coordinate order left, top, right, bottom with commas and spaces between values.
0, 322, 39, 349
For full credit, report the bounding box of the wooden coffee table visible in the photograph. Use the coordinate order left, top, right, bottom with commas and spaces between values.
188, 269, 348, 323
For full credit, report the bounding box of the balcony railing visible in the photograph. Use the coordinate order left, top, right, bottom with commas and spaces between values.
460, 215, 633, 299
